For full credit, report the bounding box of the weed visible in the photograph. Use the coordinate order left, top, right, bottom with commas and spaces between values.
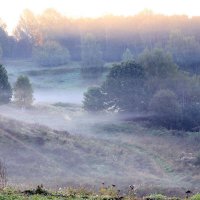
190, 194, 200, 200
99, 183, 119, 198
0, 160, 7, 190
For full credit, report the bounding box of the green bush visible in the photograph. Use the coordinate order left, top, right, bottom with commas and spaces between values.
190, 193, 200, 200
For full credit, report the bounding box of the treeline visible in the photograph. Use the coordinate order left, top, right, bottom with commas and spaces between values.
1, 10, 200, 71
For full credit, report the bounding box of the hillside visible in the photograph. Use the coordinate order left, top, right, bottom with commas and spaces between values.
0, 104, 199, 195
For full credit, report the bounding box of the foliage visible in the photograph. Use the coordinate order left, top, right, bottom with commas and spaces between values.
99, 184, 119, 198
150, 89, 181, 129
0, 64, 12, 104
13, 75, 33, 107
14, 9, 41, 45
82, 60, 147, 112
83, 47, 200, 131
83, 49, 179, 113
83, 86, 105, 111
181, 103, 200, 131
190, 194, 200, 200
33, 41, 70, 66
122, 48, 134, 62
138, 48, 178, 78
167, 30, 200, 72
151, 73, 200, 130
81, 34, 104, 78
102, 60, 146, 112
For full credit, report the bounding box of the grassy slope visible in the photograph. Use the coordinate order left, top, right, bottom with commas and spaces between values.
0, 108, 199, 192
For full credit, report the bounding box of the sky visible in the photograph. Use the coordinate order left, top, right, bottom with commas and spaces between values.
0, 0, 199, 34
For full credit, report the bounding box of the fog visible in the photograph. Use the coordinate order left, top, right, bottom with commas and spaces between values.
34, 89, 84, 104
0, 99, 199, 193
0, 11, 200, 195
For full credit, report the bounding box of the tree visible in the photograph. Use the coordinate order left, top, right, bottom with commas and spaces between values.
103, 61, 146, 112
33, 40, 70, 66
167, 30, 200, 72
14, 75, 33, 107
122, 48, 134, 62
81, 34, 104, 78
150, 89, 181, 129
83, 61, 147, 112
83, 86, 105, 111
138, 48, 178, 78
0, 64, 12, 104
14, 9, 41, 45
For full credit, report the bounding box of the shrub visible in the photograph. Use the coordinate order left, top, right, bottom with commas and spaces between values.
33, 41, 70, 66
190, 193, 200, 200
13, 75, 33, 108
150, 89, 181, 129
83, 86, 105, 111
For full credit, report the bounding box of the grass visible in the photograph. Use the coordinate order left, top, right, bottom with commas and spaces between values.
0, 186, 199, 200
190, 194, 200, 200
4, 59, 108, 90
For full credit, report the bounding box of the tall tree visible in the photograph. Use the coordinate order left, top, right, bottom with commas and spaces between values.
167, 30, 200, 72
81, 34, 104, 77
14, 9, 42, 47
0, 64, 12, 104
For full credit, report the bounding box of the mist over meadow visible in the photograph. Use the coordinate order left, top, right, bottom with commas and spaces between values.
0, 8, 200, 198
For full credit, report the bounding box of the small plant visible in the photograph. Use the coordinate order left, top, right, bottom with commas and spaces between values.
190, 193, 200, 200
0, 160, 7, 190
64, 186, 93, 198
99, 183, 119, 198
126, 185, 136, 200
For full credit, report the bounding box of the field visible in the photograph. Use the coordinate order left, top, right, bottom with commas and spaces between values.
0, 59, 200, 198
3, 59, 109, 103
